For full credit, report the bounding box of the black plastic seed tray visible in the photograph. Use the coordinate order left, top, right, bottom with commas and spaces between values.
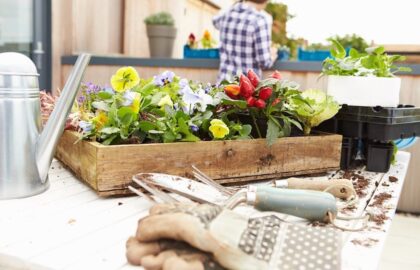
338, 137, 394, 173
316, 105, 420, 141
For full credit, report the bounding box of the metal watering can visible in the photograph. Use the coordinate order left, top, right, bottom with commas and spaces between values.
0, 52, 91, 199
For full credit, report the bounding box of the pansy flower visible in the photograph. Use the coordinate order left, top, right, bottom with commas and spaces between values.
79, 120, 93, 133
209, 119, 229, 139
110, 66, 140, 92
153, 71, 175, 87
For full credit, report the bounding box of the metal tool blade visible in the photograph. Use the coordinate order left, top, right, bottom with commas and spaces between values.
132, 175, 178, 203
142, 179, 216, 205
192, 165, 234, 196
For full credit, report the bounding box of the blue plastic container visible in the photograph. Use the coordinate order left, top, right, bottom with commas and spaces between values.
277, 49, 290, 61
183, 45, 220, 59
297, 47, 350, 61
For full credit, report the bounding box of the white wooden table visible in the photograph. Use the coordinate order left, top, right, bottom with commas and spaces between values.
0, 152, 411, 270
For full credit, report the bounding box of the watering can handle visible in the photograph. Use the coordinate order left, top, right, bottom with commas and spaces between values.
250, 186, 337, 222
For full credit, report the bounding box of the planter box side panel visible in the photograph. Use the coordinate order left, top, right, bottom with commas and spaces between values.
95, 134, 342, 191
56, 132, 98, 190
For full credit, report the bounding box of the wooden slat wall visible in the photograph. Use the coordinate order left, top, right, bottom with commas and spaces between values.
123, 0, 220, 58
52, 0, 220, 91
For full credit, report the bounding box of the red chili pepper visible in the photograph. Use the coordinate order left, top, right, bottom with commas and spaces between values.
224, 85, 240, 99
247, 70, 260, 87
272, 98, 281, 106
239, 75, 255, 98
255, 99, 266, 109
246, 96, 257, 107
258, 87, 273, 101
271, 70, 282, 80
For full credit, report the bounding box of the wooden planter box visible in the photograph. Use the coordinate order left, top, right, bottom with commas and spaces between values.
56, 131, 342, 196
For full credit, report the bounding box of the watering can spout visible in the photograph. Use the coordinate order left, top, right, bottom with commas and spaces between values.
36, 54, 91, 182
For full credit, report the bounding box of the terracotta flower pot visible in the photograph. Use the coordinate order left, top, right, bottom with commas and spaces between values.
146, 25, 177, 58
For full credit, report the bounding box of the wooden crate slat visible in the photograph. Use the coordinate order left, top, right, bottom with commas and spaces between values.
56, 131, 342, 196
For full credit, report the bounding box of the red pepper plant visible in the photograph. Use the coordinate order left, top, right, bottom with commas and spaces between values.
220, 70, 308, 145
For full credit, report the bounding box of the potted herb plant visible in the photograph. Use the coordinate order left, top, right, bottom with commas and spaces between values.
144, 12, 177, 58
322, 40, 412, 107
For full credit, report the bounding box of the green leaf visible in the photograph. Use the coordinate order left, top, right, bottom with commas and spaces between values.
149, 130, 164, 134
288, 118, 303, 130
397, 67, 412, 73
221, 98, 247, 109
117, 107, 136, 125
102, 134, 118, 145
139, 121, 157, 132
266, 118, 280, 146
239, 124, 252, 137
163, 131, 176, 143
349, 48, 359, 58
100, 127, 120, 134
330, 39, 346, 59
97, 91, 113, 100
92, 101, 110, 111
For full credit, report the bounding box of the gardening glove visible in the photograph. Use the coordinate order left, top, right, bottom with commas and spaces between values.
126, 237, 223, 270
128, 203, 342, 270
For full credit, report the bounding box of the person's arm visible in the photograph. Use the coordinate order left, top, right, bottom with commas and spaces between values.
212, 11, 225, 30
253, 16, 273, 69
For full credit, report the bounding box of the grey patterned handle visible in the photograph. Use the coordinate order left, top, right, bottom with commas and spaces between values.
253, 186, 337, 222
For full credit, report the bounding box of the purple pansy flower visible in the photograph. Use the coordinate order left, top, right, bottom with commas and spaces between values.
190, 124, 199, 132
178, 78, 189, 89
85, 82, 101, 94
77, 95, 86, 104
79, 121, 93, 133
204, 83, 212, 94
153, 71, 175, 86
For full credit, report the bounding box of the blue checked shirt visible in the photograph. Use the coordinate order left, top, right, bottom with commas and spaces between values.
213, 2, 273, 82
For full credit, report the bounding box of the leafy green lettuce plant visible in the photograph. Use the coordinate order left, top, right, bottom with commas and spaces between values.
285, 89, 340, 135
322, 39, 412, 77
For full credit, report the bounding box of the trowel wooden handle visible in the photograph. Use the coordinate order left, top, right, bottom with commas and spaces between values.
274, 178, 355, 200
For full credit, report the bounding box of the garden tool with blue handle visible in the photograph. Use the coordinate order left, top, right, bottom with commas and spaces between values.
130, 173, 367, 230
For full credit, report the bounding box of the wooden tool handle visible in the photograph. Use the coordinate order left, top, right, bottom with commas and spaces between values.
253, 186, 337, 222
286, 178, 355, 200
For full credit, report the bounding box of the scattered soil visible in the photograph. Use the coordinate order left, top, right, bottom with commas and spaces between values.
343, 171, 369, 197
389, 176, 398, 183
382, 182, 390, 187
351, 238, 379, 247
372, 192, 392, 207
341, 206, 356, 214
370, 213, 388, 226
68, 218, 76, 225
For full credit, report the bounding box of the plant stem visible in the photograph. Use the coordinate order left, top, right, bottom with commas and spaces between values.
303, 126, 311, 136
250, 111, 263, 138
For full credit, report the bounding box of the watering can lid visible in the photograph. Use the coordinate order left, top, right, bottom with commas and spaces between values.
0, 52, 39, 76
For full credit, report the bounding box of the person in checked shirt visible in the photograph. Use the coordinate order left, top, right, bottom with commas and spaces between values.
213, 0, 277, 82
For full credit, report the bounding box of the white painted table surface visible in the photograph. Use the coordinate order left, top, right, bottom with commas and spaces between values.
0, 152, 410, 270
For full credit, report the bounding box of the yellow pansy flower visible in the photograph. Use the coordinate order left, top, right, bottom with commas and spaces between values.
158, 95, 173, 108
209, 119, 229, 139
110, 66, 140, 92
130, 92, 141, 114
93, 111, 109, 130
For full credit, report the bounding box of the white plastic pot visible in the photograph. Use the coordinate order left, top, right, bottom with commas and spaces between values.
326, 75, 401, 107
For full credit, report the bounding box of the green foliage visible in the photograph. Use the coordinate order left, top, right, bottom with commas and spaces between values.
265, 2, 293, 46
144, 12, 175, 26
330, 34, 369, 53
322, 39, 412, 77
